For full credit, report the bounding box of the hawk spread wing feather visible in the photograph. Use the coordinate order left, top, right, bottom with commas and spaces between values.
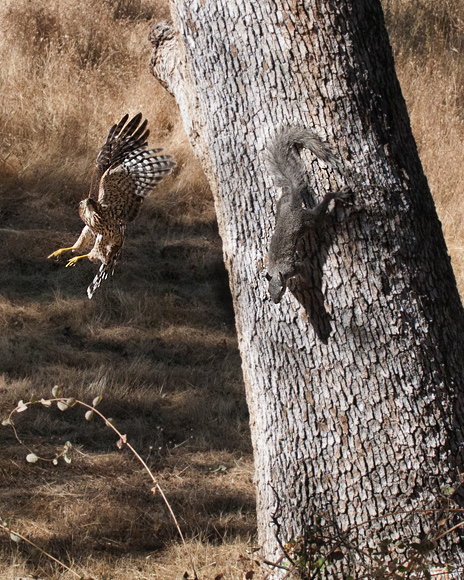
48, 113, 176, 298
89, 113, 150, 200
98, 149, 175, 222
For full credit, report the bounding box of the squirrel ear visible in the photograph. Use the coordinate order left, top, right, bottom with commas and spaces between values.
265, 272, 272, 281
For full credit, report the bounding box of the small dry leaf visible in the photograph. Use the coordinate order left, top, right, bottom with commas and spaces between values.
117, 434, 127, 449
214, 574, 224, 580
16, 401, 28, 413
92, 395, 102, 407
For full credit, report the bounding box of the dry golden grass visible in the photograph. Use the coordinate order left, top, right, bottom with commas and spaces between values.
384, 0, 464, 292
1, 0, 464, 578
0, 0, 252, 578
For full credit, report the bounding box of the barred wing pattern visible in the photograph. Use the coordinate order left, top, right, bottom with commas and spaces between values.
89, 113, 149, 201
99, 149, 176, 222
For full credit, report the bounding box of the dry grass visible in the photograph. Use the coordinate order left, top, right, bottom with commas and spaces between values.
383, 0, 464, 292
1, 0, 464, 578
0, 0, 253, 578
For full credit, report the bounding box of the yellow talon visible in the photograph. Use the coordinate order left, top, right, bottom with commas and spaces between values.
48, 247, 74, 259
66, 254, 89, 268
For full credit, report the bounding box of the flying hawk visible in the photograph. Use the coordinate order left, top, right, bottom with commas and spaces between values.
48, 113, 176, 298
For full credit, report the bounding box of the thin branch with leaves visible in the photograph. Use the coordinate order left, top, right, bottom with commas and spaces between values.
2, 387, 199, 580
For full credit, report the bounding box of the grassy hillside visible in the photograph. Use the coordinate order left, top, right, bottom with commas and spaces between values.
1, 0, 464, 578
0, 0, 253, 578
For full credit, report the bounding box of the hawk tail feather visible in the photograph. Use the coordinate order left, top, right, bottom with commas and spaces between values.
86, 248, 122, 299
87, 263, 110, 299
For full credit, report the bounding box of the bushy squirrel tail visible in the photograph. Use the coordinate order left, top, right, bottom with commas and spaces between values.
265, 126, 343, 193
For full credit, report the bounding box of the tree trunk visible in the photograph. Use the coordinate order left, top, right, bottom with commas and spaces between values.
150, 0, 464, 574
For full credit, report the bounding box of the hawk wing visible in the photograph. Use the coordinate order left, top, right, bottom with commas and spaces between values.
98, 149, 177, 222
88, 113, 150, 200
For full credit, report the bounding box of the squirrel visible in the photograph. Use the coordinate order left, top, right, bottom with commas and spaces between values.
265, 126, 352, 303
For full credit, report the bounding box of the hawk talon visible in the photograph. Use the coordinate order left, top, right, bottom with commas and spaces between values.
48, 247, 74, 259
66, 254, 89, 268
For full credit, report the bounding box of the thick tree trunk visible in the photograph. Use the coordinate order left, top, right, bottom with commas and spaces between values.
150, 0, 464, 573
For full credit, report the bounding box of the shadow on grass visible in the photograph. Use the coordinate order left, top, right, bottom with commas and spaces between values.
0, 444, 255, 574
0, 167, 254, 570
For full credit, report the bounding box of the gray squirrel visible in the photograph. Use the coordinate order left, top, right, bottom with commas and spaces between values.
265, 126, 352, 303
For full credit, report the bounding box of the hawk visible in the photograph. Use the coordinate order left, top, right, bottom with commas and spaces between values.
48, 113, 176, 298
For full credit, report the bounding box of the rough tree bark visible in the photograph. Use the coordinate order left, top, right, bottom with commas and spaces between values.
150, 0, 464, 574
